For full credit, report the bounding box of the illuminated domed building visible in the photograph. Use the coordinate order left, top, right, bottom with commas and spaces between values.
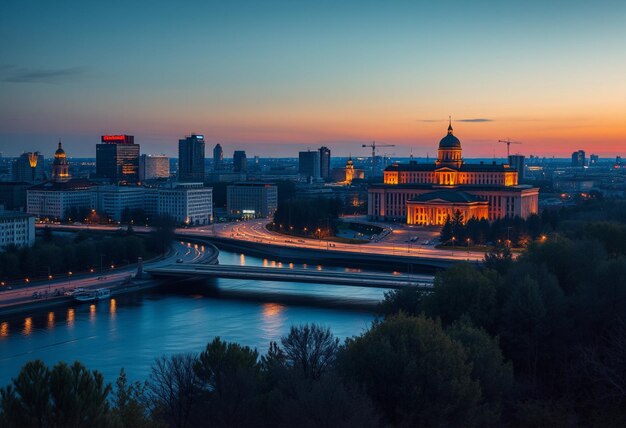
51, 140, 70, 181
368, 121, 539, 225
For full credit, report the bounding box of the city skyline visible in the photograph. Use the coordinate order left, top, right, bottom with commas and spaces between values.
2, 1, 625, 158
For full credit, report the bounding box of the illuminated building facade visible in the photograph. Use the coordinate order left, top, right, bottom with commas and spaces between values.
368, 122, 539, 225
331, 157, 365, 184
96, 135, 140, 183
139, 154, 169, 181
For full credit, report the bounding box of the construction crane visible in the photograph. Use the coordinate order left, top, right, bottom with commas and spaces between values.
362, 141, 395, 178
498, 139, 522, 158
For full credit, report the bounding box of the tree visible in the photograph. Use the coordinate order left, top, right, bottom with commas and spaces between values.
279, 324, 340, 380
194, 338, 261, 427
484, 244, 513, 275
424, 263, 499, 330
447, 318, 514, 424
378, 286, 425, 317
0, 360, 51, 427
0, 360, 110, 428
338, 314, 482, 427
440, 215, 453, 243
110, 369, 151, 428
48, 361, 110, 428
146, 353, 199, 428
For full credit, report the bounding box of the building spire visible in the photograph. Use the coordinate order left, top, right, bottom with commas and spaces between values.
58, 139, 62, 149
448, 116, 453, 134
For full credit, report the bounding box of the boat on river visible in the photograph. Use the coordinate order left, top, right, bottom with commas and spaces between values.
73, 288, 111, 302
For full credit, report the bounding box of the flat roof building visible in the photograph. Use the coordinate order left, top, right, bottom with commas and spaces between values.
178, 134, 205, 182
96, 135, 140, 183
227, 182, 278, 219
0, 210, 35, 249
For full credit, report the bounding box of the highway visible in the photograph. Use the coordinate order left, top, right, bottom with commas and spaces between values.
0, 241, 209, 310
181, 219, 485, 262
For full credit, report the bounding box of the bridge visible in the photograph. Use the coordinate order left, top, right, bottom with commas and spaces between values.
146, 264, 434, 290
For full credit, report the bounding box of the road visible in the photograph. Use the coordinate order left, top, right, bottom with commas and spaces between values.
181, 220, 485, 262
0, 241, 208, 309
36, 220, 486, 262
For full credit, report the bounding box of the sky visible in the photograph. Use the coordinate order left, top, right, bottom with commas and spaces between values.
1, 0, 625, 159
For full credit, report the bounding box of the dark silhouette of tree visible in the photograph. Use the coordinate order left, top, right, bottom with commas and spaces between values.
193, 337, 261, 428
0, 360, 110, 428
339, 314, 482, 427
110, 369, 151, 428
146, 353, 199, 428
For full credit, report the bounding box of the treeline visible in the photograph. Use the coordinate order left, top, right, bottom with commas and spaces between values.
271, 197, 342, 237
1, 320, 511, 428
384, 204, 626, 425
440, 212, 546, 247
0, 220, 175, 282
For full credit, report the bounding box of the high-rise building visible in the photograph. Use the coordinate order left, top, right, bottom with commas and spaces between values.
589, 154, 599, 166
233, 150, 247, 173
571, 150, 586, 167
12, 152, 45, 183
213, 143, 223, 170
139, 154, 169, 180
96, 135, 140, 183
51, 141, 70, 181
319, 146, 331, 179
299, 150, 321, 180
178, 134, 205, 181
508, 154, 525, 181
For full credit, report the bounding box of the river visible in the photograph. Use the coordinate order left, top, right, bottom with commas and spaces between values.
0, 249, 387, 385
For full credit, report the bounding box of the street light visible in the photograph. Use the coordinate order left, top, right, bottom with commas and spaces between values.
466, 238, 471, 259
68, 271, 73, 288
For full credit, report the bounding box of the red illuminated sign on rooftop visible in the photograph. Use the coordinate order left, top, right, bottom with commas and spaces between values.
101, 135, 134, 144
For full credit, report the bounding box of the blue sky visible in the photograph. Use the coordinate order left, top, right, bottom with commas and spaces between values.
1, 0, 625, 158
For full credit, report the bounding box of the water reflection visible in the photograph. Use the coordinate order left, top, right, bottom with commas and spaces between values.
240, 254, 245, 265
47, 311, 55, 329
90, 304, 96, 322
261, 302, 286, 337
23, 317, 32, 335
1, 322, 8, 337
262, 302, 284, 318
110, 298, 117, 317
67, 308, 75, 327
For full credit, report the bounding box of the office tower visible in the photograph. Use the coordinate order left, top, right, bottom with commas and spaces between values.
178, 134, 205, 181
51, 141, 70, 181
96, 135, 140, 183
299, 150, 321, 180
139, 154, 170, 180
213, 143, 223, 170
12, 152, 45, 183
508, 154, 525, 181
319, 146, 331, 179
571, 150, 586, 167
233, 150, 247, 173
589, 154, 599, 166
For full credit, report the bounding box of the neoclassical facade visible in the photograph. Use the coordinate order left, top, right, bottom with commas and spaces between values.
368, 123, 539, 225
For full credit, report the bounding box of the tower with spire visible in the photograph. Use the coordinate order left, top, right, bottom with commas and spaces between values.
51, 140, 70, 181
